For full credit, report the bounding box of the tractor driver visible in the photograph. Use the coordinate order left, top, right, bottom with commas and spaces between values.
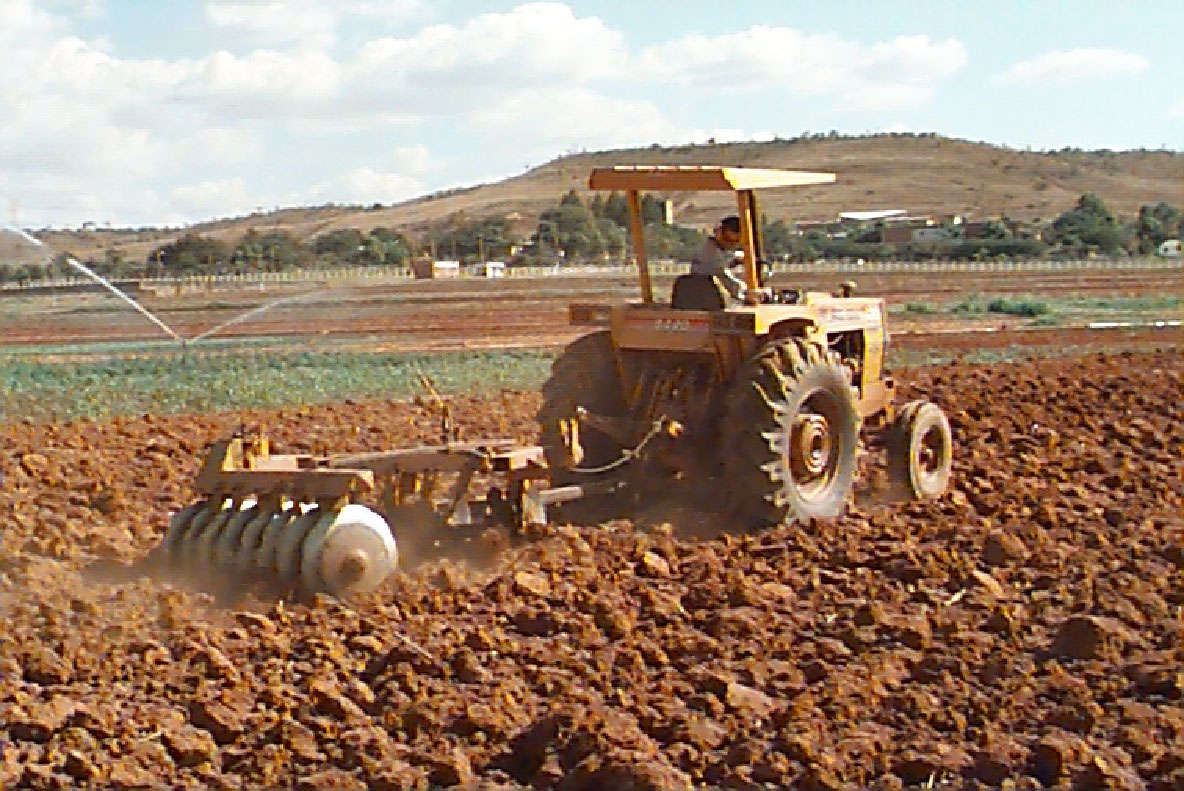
689, 215, 770, 304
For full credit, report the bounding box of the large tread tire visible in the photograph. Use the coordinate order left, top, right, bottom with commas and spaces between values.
536, 331, 626, 490
886, 400, 953, 500
723, 337, 861, 529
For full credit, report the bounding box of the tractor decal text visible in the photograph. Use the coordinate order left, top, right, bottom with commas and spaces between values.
625, 316, 709, 333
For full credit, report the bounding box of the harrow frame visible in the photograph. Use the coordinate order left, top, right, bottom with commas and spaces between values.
193, 432, 610, 534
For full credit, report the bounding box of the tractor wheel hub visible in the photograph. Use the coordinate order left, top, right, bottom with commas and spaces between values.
791, 414, 832, 478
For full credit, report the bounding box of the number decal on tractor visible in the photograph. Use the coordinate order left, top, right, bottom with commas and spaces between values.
653, 318, 692, 333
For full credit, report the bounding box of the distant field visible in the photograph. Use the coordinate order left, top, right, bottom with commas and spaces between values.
2, 262, 1181, 422
3, 327, 1179, 423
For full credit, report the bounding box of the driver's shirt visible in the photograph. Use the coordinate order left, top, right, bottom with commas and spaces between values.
689, 236, 745, 299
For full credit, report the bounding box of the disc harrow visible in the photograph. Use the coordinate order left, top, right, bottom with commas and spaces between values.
151, 432, 601, 600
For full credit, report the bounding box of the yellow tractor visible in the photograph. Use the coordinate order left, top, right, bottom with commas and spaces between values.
537, 165, 953, 526
141, 165, 952, 601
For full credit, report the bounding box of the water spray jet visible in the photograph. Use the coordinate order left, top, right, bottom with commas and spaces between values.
4, 226, 323, 350
5, 225, 184, 344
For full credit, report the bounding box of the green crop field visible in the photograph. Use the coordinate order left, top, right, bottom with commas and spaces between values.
3, 285, 1180, 424
0, 348, 555, 423
4, 336, 1169, 424
893, 293, 1183, 322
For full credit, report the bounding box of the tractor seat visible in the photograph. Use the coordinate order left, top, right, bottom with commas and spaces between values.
671, 273, 729, 310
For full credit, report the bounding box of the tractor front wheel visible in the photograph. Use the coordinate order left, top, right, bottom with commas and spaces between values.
885, 400, 952, 500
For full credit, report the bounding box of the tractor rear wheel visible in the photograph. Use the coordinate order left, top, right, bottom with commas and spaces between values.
885, 400, 952, 500
723, 337, 860, 529
537, 330, 626, 495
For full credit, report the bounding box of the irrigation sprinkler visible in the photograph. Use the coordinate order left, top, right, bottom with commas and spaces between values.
3, 227, 323, 351
5, 225, 184, 345
187, 291, 320, 345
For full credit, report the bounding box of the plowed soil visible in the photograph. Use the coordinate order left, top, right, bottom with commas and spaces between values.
2, 346, 1182, 790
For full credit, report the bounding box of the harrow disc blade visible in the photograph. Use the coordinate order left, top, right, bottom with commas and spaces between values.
304, 504, 398, 596
214, 503, 262, 569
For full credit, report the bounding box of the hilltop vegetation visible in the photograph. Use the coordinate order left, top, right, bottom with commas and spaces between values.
5, 133, 1183, 272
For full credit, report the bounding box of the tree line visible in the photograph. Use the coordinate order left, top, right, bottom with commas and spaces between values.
4, 191, 1180, 284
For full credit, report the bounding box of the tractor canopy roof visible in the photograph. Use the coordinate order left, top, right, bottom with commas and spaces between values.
587, 165, 836, 192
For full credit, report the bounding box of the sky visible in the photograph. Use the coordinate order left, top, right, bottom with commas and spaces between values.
1, 0, 1181, 229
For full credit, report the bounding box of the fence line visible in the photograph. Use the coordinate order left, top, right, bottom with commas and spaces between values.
2, 256, 1181, 293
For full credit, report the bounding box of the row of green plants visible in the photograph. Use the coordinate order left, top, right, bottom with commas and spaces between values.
898, 293, 1182, 322
0, 349, 554, 423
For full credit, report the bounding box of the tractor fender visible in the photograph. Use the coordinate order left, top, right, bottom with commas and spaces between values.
766, 317, 818, 344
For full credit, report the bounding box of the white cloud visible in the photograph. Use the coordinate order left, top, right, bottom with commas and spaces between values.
204, 0, 426, 49
332, 167, 427, 205
2, 6, 967, 226
472, 88, 679, 154
390, 144, 437, 174
350, 3, 627, 102
0, 2, 1173, 228
47, 0, 106, 19
204, 1, 339, 49
637, 29, 966, 111
188, 49, 340, 102
171, 178, 253, 220
995, 48, 1149, 84
184, 128, 266, 164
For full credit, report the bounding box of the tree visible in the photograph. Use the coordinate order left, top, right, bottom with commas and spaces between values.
596, 218, 627, 257
311, 228, 365, 263
594, 192, 631, 227
18, 263, 44, 285
641, 221, 701, 259
50, 252, 76, 278
234, 229, 309, 271
590, 191, 666, 227
1049, 193, 1126, 255
589, 193, 606, 219
149, 234, 232, 275
536, 204, 603, 259
980, 219, 1011, 241
367, 227, 412, 266
761, 218, 794, 258
1134, 201, 1181, 254
428, 216, 513, 262
98, 248, 130, 279
640, 194, 667, 224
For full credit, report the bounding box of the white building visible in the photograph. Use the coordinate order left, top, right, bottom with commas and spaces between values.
1156, 239, 1181, 258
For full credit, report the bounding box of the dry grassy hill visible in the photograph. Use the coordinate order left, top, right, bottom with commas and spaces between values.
6, 134, 1183, 267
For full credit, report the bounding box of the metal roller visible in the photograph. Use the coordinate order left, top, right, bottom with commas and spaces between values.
156, 498, 398, 598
